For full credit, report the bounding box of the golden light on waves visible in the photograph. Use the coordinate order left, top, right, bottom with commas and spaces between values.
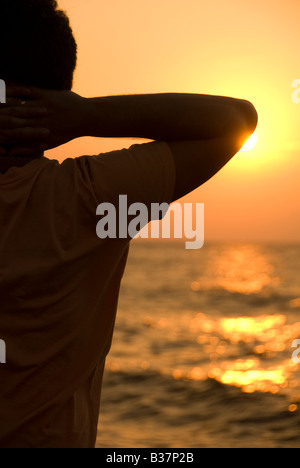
190, 245, 280, 295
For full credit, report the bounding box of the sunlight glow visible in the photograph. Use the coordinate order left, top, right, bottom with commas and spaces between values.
241, 132, 257, 151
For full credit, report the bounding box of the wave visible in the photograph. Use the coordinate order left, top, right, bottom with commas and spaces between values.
191, 283, 300, 308
99, 368, 300, 448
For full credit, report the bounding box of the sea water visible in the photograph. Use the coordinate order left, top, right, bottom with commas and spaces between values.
97, 241, 300, 448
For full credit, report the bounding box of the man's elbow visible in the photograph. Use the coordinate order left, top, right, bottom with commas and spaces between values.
238, 100, 258, 134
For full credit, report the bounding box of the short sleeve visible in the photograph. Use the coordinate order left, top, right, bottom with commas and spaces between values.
75, 141, 176, 210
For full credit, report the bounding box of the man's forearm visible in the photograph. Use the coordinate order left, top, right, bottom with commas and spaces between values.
86, 93, 257, 141
0, 88, 257, 155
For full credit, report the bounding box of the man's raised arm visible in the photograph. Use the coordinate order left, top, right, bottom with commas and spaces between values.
86, 93, 258, 200
0, 89, 258, 200
86, 93, 257, 142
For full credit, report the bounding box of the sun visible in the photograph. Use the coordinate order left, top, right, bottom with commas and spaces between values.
241, 132, 257, 151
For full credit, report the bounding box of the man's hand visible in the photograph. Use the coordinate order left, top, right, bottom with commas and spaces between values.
0, 85, 50, 156
0, 85, 89, 156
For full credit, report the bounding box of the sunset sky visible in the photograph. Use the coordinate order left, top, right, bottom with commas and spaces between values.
50, 0, 300, 242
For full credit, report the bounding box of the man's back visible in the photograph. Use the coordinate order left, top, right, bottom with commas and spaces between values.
0, 0, 257, 448
0, 143, 176, 447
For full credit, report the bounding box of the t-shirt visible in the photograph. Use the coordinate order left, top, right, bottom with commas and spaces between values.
0, 141, 176, 448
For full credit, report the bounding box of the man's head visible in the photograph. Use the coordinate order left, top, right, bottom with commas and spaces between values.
0, 0, 77, 90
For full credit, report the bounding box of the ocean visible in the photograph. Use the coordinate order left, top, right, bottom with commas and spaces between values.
96, 241, 300, 448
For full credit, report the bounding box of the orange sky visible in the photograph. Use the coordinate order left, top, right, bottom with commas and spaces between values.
50, 0, 300, 242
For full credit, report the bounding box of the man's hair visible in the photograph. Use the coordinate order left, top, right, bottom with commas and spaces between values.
0, 0, 77, 90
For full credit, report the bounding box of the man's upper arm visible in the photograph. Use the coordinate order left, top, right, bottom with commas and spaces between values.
77, 141, 176, 209
167, 101, 258, 202
167, 132, 251, 202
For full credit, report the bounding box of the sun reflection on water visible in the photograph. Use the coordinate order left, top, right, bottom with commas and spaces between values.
219, 315, 287, 341
209, 362, 287, 393
106, 244, 300, 413
108, 309, 300, 399
183, 311, 300, 396
191, 245, 280, 295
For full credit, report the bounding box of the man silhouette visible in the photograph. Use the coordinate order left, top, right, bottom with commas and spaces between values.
0, 0, 257, 448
